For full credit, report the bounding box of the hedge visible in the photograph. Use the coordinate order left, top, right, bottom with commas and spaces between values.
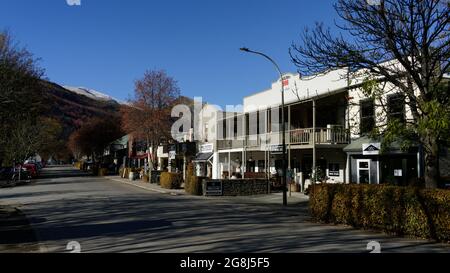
309, 184, 450, 242
97, 168, 108, 177
184, 163, 205, 195
160, 172, 183, 189
142, 174, 149, 183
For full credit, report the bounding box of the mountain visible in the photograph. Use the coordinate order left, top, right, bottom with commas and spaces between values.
63, 86, 127, 105
40, 80, 123, 140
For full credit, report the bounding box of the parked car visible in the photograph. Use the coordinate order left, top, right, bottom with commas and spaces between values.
23, 163, 39, 178
0, 167, 16, 188
0, 166, 32, 187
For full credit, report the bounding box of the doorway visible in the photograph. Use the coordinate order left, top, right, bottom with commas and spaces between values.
357, 159, 371, 184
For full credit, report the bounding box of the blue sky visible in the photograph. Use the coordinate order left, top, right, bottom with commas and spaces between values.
0, 0, 339, 106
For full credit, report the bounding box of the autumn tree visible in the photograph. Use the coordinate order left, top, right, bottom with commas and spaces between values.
290, 0, 450, 188
121, 70, 180, 170
68, 117, 123, 162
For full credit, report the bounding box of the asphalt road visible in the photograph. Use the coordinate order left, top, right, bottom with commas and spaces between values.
0, 166, 449, 253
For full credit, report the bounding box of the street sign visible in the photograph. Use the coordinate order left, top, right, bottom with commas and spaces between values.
204, 180, 223, 196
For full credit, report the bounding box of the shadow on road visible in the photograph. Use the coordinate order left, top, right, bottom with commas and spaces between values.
0, 206, 40, 253
38, 166, 92, 179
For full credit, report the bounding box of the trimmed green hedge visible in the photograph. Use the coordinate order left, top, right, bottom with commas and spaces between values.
309, 184, 450, 242
160, 172, 183, 189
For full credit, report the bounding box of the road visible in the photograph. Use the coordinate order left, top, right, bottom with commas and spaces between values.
0, 166, 449, 253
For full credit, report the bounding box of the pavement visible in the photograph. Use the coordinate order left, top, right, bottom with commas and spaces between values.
0, 165, 449, 253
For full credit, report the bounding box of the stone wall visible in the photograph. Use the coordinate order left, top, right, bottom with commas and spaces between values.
204, 179, 269, 196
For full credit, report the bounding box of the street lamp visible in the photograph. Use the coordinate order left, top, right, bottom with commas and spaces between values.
240, 47, 288, 206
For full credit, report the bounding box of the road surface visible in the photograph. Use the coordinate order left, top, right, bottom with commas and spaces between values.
0, 165, 449, 253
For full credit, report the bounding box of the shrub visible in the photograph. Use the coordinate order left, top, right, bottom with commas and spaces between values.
184, 162, 205, 195
185, 175, 206, 195
98, 168, 108, 177
143, 174, 149, 183
160, 172, 183, 189
309, 184, 450, 242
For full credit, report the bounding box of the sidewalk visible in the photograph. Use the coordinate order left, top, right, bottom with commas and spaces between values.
107, 176, 187, 196
107, 175, 309, 205
0, 204, 42, 253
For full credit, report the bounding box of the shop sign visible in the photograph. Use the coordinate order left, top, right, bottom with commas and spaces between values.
362, 143, 381, 155
270, 144, 284, 154
200, 143, 214, 153
204, 180, 223, 196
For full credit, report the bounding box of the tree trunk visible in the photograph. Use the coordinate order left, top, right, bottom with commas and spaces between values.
423, 133, 439, 189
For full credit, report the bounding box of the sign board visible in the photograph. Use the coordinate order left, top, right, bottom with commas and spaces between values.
362, 143, 381, 155
328, 163, 340, 177
394, 169, 403, 177
199, 143, 214, 153
270, 144, 284, 154
169, 151, 176, 160
204, 180, 223, 196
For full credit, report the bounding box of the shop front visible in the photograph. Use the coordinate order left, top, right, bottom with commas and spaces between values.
344, 137, 420, 185
193, 143, 214, 178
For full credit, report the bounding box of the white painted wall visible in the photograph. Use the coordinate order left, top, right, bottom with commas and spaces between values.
243, 69, 350, 111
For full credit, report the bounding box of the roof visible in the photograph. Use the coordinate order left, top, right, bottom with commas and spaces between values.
111, 135, 129, 146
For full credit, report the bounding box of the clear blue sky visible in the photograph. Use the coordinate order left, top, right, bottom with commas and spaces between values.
0, 0, 339, 107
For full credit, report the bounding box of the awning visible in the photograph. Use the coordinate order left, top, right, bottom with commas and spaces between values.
193, 152, 213, 162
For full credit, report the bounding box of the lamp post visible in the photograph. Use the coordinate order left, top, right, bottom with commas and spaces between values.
240, 47, 288, 206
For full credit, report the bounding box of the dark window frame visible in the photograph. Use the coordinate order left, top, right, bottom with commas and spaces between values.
360, 99, 375, 135
387, 93, 406, 124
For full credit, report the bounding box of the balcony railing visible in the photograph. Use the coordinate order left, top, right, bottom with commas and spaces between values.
217, 139, 245, 150
289, 126, 350, 145
217, 126, 349, 150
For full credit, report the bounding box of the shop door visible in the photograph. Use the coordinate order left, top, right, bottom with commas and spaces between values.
357, 159, 371, 184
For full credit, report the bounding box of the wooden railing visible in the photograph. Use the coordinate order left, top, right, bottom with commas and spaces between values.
289, 127, 349, 145
217, 126, 349, 150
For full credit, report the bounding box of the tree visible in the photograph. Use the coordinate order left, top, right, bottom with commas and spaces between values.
68, 118, 123, 162
0, 30, 46, 166
2, 118, 63, 165
290, 0, 450, 188
121, 70, 180, 170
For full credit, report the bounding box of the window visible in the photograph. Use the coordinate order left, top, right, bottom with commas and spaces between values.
328, 163, 340, 177
360, 99, 375, 135
387, 94, 405, 124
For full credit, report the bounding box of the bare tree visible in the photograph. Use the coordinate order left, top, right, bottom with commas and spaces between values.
121, 70, 180, 170
0, 30, 46, 166
290, 0, 450, 188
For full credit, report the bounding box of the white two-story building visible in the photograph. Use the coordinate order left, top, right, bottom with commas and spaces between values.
212, 66, 449, 187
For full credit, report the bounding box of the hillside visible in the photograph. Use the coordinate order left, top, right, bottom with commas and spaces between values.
40, 80, 122, 140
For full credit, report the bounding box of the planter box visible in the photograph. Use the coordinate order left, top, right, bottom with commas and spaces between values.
129, 172, 137, 181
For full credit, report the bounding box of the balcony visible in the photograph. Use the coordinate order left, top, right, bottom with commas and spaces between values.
289, 126, 350, 145
217, 126, 349, 151
217, 139, 245, 150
